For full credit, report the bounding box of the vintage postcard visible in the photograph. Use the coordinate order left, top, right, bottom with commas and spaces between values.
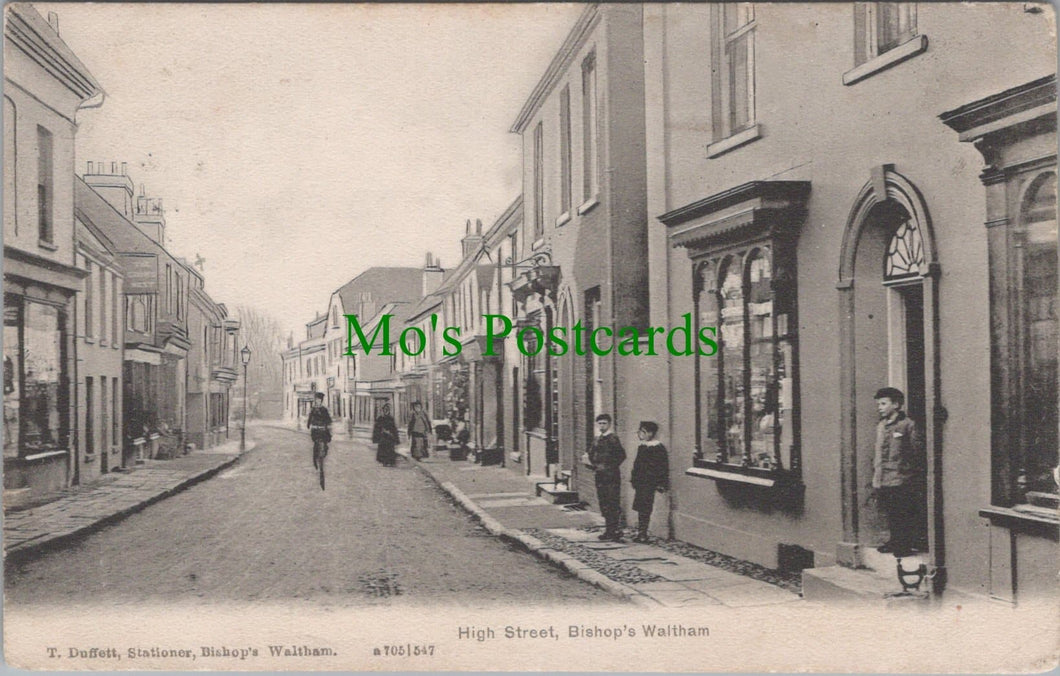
3, 2, 1058, 672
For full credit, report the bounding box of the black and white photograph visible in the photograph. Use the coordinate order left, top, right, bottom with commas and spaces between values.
2, 2, 1057, 672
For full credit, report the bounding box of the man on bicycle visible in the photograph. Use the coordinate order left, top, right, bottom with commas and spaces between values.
306, 392, 332, 469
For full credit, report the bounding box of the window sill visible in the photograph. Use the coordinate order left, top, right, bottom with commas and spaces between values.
980, 505, 1059, 540
524, 428, 547, 440
84, 337, 95, 344
555, 211, 571, 227
37, 240, 58, 252
532, 237, 546, 251
686, 459, 803, 490
83, 453, 97, 463
577, 196, 599, 216
706, 124, 762, 159
21, 449, 69, 462
843, 35, 928, 86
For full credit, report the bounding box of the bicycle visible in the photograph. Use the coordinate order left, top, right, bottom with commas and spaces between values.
313, 438, 327, 490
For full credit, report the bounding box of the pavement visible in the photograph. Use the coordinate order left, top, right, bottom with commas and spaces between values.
3, 437, 253, 566
406, 446, 804, 609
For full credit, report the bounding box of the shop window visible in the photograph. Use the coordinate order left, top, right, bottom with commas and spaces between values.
1016, 172, 1058, 498
696, 246, 795, 471
663, 180, 810, 484
4, 298, 68, 457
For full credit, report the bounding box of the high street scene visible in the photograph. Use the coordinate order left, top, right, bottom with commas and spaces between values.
3, 3, 1057, 672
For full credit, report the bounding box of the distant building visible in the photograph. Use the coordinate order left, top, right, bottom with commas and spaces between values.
73, 180, 125, 483
3, 5, 104, 503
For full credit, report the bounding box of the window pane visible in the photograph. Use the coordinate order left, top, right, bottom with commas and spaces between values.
877, 2, 914, 53
747, 249, 776, 469
719, 256, 745, 462
1022, 173, 1058, 495
728, 34, 751, 132
22, 302, 63, 452
697, 263, 720, 460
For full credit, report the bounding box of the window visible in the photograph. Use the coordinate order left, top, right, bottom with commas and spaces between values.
845, 3, 925, 85
533, 121, 544, 239
709, 4, 756, 154
112, 376, 120, 446
165, 264, 173, 314
84, 260, 94, 340
1015, 173, 1057, 498
36, 126, 53, 244
695, 247, 795, 471
111, 272, 119, 344
581, 52, 598, 202
4, 97, 15, 237
4, 299, 68, 456
99, 266, 107, 343
856, 3, 916, 65
559, 85, 572, 217
664, 180, 810, 480
85, 377, 94, 456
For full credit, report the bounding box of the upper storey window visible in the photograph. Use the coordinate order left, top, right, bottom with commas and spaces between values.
845, 3, 927, 85
708, 4, 760, 157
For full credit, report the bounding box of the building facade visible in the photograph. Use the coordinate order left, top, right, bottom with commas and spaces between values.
644, 3, 1056, 602
73, 183, 125, 483
3, 5, 103, 502
508, 3, 650, 510
185, 264, 240, 451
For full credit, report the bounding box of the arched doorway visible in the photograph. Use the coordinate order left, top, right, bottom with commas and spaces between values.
837, 166, 943, 586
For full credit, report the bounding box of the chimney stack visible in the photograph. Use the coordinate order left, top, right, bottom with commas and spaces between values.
83, 159, 135, 216
46, 12, 59, 34
422, 250, 444, 296
461, 218, 484, 259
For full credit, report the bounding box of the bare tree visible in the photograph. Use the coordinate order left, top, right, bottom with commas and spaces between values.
232, 304, 285, 419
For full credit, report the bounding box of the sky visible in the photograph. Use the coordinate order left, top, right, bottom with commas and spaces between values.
38, 3, 585, 338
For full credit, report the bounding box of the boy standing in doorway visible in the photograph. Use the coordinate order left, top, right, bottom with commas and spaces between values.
871, 387, 927, 556
583, 414, 627, 542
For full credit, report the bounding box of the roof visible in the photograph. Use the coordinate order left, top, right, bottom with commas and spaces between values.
6, 5, 103, 103
335, 266, 424, 314
74, 177, 171, 261
510, 4, 598, 134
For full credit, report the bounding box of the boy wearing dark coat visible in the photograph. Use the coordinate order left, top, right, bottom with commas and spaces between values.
582, 413, 627, 542
630, 421, 669, 543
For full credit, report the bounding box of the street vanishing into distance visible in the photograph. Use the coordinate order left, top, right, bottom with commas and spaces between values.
4, 426, 618, 607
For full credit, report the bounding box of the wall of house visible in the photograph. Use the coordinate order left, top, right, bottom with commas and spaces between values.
650, 3, 1055, 589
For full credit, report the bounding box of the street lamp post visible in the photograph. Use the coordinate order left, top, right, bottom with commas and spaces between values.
240, 345, 252, 451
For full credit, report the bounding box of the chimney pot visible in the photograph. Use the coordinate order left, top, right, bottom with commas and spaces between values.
476, 219, 483, 234
87, 161, 94, 174
46, 12, 59, 34
121, 162, 127, 175
111, 161, 117, 174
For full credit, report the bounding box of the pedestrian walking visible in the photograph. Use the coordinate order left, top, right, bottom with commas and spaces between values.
372, 403, 400, 467
868, 387, 927, 556
582, 413, 626, 542
630, 421, 669, 543
407, 401, 432, 461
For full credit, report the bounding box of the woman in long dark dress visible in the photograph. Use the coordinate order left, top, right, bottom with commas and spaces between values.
372, 404, 400, 466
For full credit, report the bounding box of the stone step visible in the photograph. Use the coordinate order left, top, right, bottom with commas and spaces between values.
536, 482, 580, 505
802, 564, 931, 604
